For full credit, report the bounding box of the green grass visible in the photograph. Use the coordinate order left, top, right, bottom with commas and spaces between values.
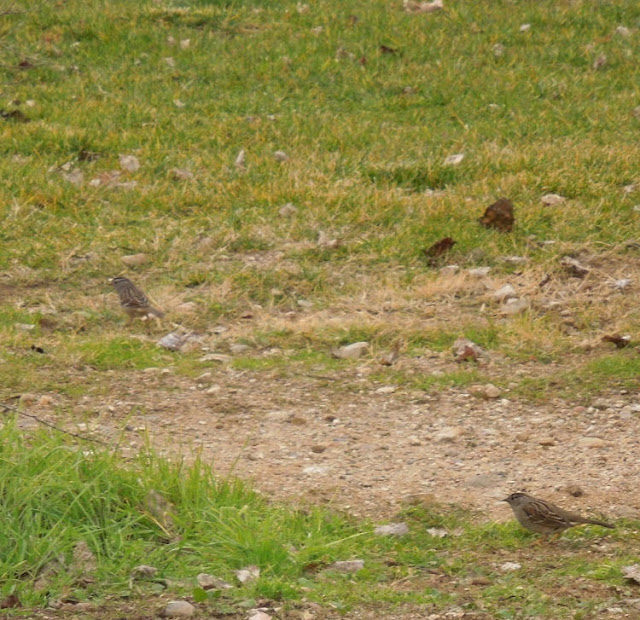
0, 422, 637, 617
2, 0, 640, 616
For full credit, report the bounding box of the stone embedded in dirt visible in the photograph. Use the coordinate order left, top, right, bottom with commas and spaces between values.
520, 23, 531, 33
515, 432, 530, 442
501, 297, 529, 315
493, 284, 516, 302
196, 573, 233, 590
196, 372, 212, 385
452, 338, 486, 362
38, 395, 55, 406
249, 611, 272, 620
121, 253, 148, 266
561, 256, 589, 278
332, 341, 370, 359
500, 255, 528, 265
311, 444, 327, 453
467, 266, 491, 278
235, 565, 260, 584
265, 410, 294, 422
538, 437, 556, 446
19, 393, 37, 405
541, 193, 566, 206
328, 560, 365, 573
439, 264, 460, 277
578, 437, 609, 448
408, 435, 422, 446
470, 384, 501, 399
278, 202, 297, 217
622, 565, 640, 585
119, 154, 140, 172
317, 231, 340, 248
131, 565, 157, 578
158, 332, 185, 351
426, 527, 448, 538
230, 343, 251, 354
433, 426, 463, 442
500, 562, 521, 572
374, 522, 409, 537
303, 465, 329, 475
375, 386, 396, 394
274, 150, 289, 162
463, 472, 505, 489
162, 600, 195, 617
199, 353, 232, 363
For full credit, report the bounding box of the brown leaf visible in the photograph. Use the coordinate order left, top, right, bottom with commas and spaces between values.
379, 45, 398, 55
478, 198, 514, 232
0, 594, 20, 609
359, 55, 367, 66
423, 237, 456, 265
602, 334, 631, 349
17, 59, 34, 69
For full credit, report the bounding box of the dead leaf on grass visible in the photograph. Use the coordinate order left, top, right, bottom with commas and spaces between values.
119, 154, 140, 172
235, 565, 260, 584
478, 198, 514, 232
379, 44, 398, 54
0, 109, 30, 122
0, 594, 20, 609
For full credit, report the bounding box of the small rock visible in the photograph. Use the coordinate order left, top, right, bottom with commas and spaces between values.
119, 155, 140, 172
444, 153, 464, 166
439, 265, 460, 277
375, 386, 396, 394
500, 562, 521, 572
317, 231, 339, 248
15, 323, 36, 331
230, 343, 251, 354
593, 54, 607, 70
493, 284, 516, 301
196, 372, 212, 384
121, 253, 148, 266
63, 168, 84, 186
469, 383, 501, 399
622, 565, 640, 585
278, 202, 297, 217
328, 560, 364, 573
196, 573, 233, 590
274, 150, 289, 162
332, 342, 369, 359
158, 332, 184, 351
463, 472, 504, 489
426, 527, 448, 538
199, 353, 232, 363
615, 25, 631, 37
467, 266, 491, 277
501, 255, 528, 265
538, 437, 556, 446
519, 23, 531, 32
515, 432, 530, 442
265, 410, 293, 422
249, 611, 272, 620
578, 437, 609, 448
162, 601, 194, 618
433, 426, 463, 442
235, 565, 260, 584
180, 38, 190, 49
501, 297, 529, 315
403, 0, 443, 14
311, 444, 327, 454
38, 395, 55, 406
541, 193, 566, 206
493, 43, 505, 57
131, 565, 157, 578
408, 436, 422, 446
297, 299, 313, 308
72, 541, 97, 573
374, 523, 409, 537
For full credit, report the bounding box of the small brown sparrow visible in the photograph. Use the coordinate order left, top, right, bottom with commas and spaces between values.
504, 492, 613, 537
110, 276, 164, 323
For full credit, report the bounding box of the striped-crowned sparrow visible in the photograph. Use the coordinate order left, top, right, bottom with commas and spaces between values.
504, 492, 613, 536
110, 276, 164, 323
